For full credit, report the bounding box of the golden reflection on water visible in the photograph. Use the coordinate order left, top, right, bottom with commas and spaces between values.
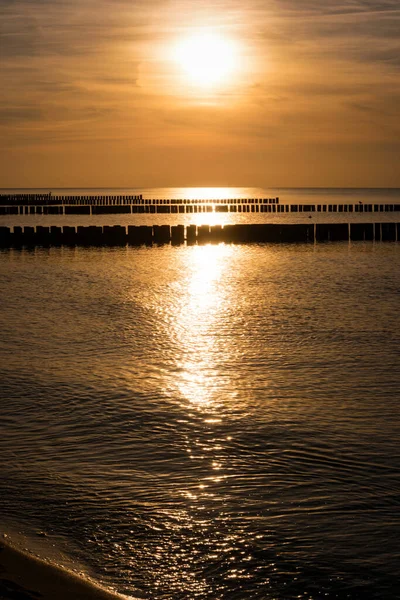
174, 244, 233, 409
179, 187, 242, 200
178, 187, 245, 227
153, 242, 251, 595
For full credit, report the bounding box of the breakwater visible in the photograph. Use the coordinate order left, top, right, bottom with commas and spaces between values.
1, 194, 400, 215
1, 223, 399, 248
0, 193, 143, 205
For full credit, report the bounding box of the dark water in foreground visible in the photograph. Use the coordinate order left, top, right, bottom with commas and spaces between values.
1, 198, 400, 599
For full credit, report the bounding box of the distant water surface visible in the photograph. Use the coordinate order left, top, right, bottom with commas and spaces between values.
0, 240, 400, 599
1, 187, 400, 229
1, 186, 400, 202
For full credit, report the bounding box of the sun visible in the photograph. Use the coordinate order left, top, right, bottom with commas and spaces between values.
173, 30, 238, 88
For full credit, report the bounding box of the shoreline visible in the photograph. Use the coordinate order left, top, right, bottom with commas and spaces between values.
0, 536, 137, 600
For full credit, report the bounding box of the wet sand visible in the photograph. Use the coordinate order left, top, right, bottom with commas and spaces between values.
0, 538, 135, 600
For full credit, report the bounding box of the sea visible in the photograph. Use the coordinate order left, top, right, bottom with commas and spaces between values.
1, 188, 400, 600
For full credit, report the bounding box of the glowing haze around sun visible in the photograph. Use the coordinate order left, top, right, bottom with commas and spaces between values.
173, 30, 239, 89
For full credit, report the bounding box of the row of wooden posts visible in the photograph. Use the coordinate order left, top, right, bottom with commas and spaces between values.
1, 203, 400, 216
0, 195, 277, 206
0, 194, 143, 205
1, 223, 399, 248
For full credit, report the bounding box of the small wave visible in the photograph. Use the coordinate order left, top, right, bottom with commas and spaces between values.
0, 534, 138, 600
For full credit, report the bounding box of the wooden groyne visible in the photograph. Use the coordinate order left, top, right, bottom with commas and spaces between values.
0, 195, 280, 215
1, 223, 399, 248
1, 194, 399, 215
0, 194, 143, 206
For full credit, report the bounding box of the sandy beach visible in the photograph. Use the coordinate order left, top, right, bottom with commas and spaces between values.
0, 538, 134, 600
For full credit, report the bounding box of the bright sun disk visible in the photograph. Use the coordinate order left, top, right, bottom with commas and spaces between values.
173, 31, 238, 88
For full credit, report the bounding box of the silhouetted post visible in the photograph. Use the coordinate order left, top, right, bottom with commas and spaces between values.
127, 225, 152, 246
76, 226, 101, 246
224, 224, 247, 243
221, 225, 235, 243
50, 226, 63, 246
186, 225, 197, 245
171, 225, 185, 245
257, 224, 281, 242
36, 226, 51, 246
62, 226, 77, 246
153, 225, 171, 244
103, 226, 127, 246
381, 223, 396, 241
197, 225, 210, 244
315, 224, 349, 242
24, 226, 36, 247
92, 205, 131, 215
209, 225, 223, 243
12, 226, 23, 247
0, 226, 11, 248
350, 223, 374, 241
65, 205, 91, 215
127, 226, 139, 245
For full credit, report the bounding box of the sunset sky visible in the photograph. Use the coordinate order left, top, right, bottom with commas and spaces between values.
1, 0, 399, 188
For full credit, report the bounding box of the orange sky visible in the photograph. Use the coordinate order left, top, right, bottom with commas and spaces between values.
1, 0, 399, 187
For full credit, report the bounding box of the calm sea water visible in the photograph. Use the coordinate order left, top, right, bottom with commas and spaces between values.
1, 187, 400, 229
1, 189, 400, 599
1, 186, 400, 202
